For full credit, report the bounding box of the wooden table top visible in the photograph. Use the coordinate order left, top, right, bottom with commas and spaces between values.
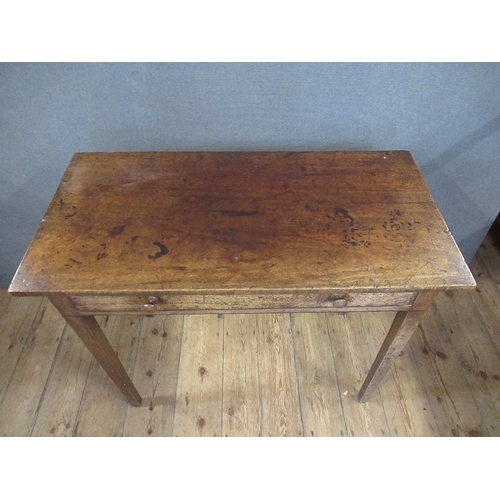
9, 151, 476, 295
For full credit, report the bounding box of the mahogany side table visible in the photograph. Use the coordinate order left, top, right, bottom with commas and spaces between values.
8, 151, 476, 406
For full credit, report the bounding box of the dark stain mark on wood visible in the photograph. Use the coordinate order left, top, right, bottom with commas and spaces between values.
300, 166, 307, 172
210, 210, 259, 217
149, 403, 154, 411
493, 375, 500, 381
100, 243, 107, 249
146, 370, 153, 377
422, 339, 448, 360
198, 366, 207, 378
108, 225, 125, 237
335, 207, 354, 226
63, 207, 78, 219
466, 429, 482, 437
151, 328, 158, 335
97, 252, 107, 261
283, 152, 294, 158
69, 258, 82, 264
461, 360, 489, 380
227, 407, 234, 416
147, 428, 153, 435
148, 241, 169, 260
131, 235, 139, 242
327, 207, 371, 248
197, 416, 205, 428
185, 394, 189, 406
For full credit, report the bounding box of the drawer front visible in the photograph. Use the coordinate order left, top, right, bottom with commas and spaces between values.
69, 291, 417, 315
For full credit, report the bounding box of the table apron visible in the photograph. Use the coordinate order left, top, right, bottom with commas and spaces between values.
68, 291, 418, 315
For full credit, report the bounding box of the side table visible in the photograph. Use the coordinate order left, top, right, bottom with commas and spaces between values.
8, 151, 476, 406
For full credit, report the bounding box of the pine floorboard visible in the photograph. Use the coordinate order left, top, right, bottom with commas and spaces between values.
1, 235, 500, 437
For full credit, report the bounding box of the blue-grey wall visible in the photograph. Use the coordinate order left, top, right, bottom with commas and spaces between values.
1, 62, 500, 286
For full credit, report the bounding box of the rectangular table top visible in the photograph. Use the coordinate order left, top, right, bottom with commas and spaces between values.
9, 151, 476, 295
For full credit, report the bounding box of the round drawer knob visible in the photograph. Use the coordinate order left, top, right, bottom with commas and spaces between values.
148, 295, 159, 304
329, 294, 347, 307
332, 298, 347, 307
143, 303, 157, 312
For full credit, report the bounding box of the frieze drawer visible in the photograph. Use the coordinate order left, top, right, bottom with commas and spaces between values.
69, 291, 417, 315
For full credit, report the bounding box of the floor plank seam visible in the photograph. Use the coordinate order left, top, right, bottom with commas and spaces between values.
407, 336, 446, 436
120, 316, 144, 436
469, 296, 500, 361
169, 315, 185, 437
0, 298, 43, 409
255, 323, 264, 438
221, 315, 225, 437
290, 314, 307, 437
432, 303, 495, 436
359, 312, 393, 437
71, 332, 95, 437
477, 245, 500, 286
325, 313, 349, 437
28, 322, 68, 436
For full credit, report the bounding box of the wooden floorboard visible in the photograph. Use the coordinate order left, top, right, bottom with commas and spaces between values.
122, 315, 184, 437
1, 232, 500, 436
172, 314, 224, 437
222, 314, 261, 437
256, 314, 303, 437
291, 313, 346, 437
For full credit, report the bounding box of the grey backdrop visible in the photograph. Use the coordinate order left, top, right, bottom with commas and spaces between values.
1, 62, 500, 286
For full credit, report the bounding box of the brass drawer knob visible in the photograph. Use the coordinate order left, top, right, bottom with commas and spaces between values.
148, 295, 159, 304
329, 293, 347, 307
143, 303, 157, 311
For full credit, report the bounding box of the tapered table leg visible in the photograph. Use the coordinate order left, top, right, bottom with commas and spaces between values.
49, 294, 142, 407
357, 291, 438, 403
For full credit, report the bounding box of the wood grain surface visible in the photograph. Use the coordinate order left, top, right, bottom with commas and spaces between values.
9, 151, 475, 295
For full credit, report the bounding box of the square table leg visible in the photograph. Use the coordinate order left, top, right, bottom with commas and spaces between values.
49, 294, 142, 407
357, 291, 439, 403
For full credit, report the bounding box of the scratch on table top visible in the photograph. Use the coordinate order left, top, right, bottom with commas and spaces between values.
406, 262, 431, 282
